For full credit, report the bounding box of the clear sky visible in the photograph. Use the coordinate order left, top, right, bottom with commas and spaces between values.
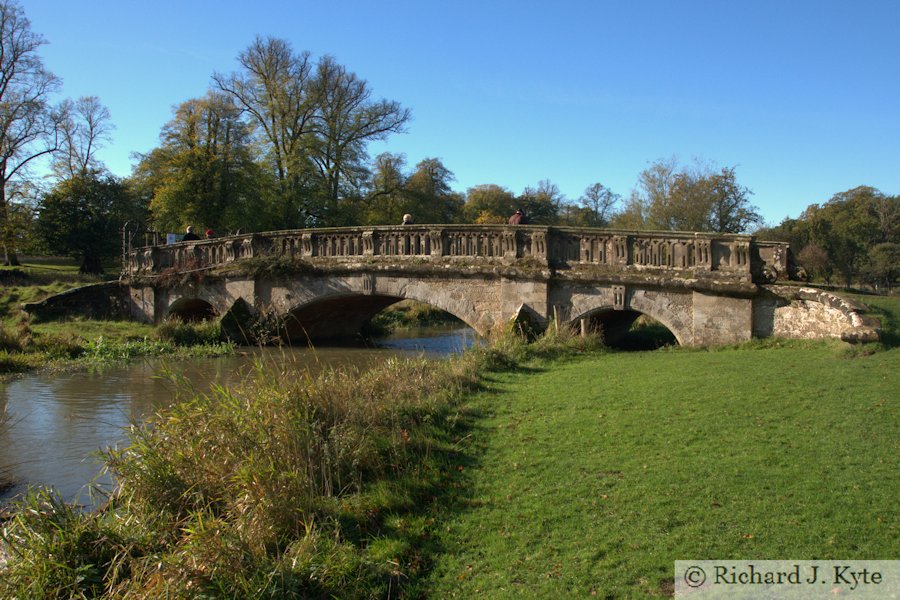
22, 0, 900, 226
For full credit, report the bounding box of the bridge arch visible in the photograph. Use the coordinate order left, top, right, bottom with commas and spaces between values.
166, 297, 217, 322
573, 306, 681, 348
280, 289, 480, 343
570, 295, 690, 347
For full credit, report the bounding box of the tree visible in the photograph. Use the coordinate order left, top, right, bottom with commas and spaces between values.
404, 157, 463, 224
214, 37, 411, 228
635, 156, 678, 230
796, 243, 831, 283
705, 167, 762, 233
758, 187, 898, 288
620, 158, 761, 233
609, 191, 650, 229
37, 173, 138, 274
578, 182, 620, 227
310, 56, 410, 222
360, 152, 407, 225
213, 36, 318, 228
360, 155, 463, 225
0, 0, 62, 264
518, 179, 563, 225
862, 242, 900, 293
134, 93, 272, 234
53, 96, 113, 179
664, 170, 717, 231
812, 187, 893, 286
463, 184, 517, 224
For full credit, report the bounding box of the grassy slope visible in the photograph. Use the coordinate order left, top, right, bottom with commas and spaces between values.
1, 264, 232, 375
427, 306, 899, 598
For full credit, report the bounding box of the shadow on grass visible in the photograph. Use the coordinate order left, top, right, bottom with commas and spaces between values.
865, 304, 899, 349
310, 398, 494, 597
397, 402, 494, 597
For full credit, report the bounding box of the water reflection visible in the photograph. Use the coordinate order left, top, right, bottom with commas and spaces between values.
0, 326, 477, 506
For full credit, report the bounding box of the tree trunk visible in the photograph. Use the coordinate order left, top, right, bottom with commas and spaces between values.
80, 255, 104, 275
0, 176, 18, 266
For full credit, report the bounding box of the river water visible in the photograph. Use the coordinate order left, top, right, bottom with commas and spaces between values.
0, 326, 479, 506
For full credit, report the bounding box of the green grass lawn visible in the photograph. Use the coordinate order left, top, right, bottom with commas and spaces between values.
426, 338, 898, 597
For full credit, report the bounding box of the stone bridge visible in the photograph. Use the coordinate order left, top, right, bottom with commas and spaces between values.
120, 225, 880, 346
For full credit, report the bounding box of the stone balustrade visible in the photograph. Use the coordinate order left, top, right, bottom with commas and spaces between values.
125, 225, 792, 283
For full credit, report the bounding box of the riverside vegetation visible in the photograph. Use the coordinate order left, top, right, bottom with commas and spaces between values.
0, 264, 896, 596
0, 263, 234, 377
0, 265, 459, 377
0, 318, 605, 597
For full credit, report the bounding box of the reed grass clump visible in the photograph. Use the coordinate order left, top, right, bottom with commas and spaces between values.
154, 318, 225, 346
0, 324, 23, 352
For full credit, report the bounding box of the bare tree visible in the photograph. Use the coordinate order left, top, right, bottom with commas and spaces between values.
53, 95, 113, 178
312, 55, 410, 217
579, 182, 620, 227
213, 36, 318, 227
0, 0, 62, 264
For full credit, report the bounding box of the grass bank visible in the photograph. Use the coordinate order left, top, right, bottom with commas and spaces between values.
426, 343, 897, 597
424, 296, 899, 598
0, 265, 233, 376
364, 299, 463, 336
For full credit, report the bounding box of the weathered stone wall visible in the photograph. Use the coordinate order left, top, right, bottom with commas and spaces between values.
23, 282, 130, 321
754, 286, 881, 343
692, 292, 753, 346
128, 286, 155, 323
770, 299, 848, 339
549, 282, 696, 345
152, 278, 254, 323
261, 271, 546, 336
149, 271, 519, 337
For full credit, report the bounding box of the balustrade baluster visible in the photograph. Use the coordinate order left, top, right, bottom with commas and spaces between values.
124, 226, 776, 281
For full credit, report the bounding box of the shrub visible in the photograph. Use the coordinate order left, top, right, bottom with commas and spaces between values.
155, 318, 224, 346
0, 325, 23, 352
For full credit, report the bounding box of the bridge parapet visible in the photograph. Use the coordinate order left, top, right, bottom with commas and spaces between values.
125, 225, 792, 284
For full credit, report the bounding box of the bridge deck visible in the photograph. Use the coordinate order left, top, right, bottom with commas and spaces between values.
125, 225, 793, 285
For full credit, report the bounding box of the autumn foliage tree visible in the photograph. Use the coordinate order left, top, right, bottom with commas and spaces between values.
134, 92, 270, 234
462, 184, 517, 224
611, 158, 762, 233
757, 186, 899, 288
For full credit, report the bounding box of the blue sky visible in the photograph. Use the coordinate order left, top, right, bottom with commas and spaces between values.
23, 0, 900, 226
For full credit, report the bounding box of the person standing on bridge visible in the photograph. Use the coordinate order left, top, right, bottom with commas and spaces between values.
183, 226, 200, 241
402, 213, 413, 225
508, 209, 527, 225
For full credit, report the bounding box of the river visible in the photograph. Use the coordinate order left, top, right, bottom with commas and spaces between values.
0, 326, 479, 507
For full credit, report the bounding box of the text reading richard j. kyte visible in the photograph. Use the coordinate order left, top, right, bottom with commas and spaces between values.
674, 560, 898, 598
